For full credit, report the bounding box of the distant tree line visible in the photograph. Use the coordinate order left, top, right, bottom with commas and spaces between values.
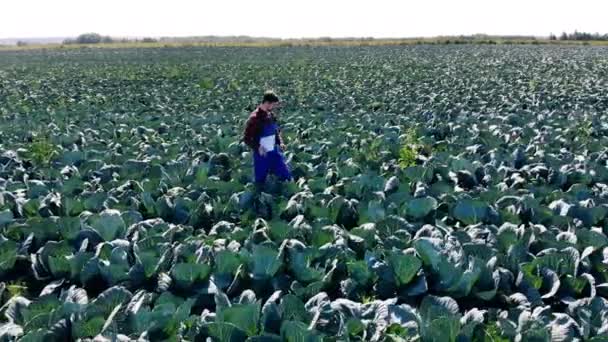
63, 33, 158, 45
63, 33, 113, 44
33, 31, 608, 48
550, 31, 608, 41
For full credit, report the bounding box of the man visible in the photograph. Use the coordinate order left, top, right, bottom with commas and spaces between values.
243, 91, 292, 191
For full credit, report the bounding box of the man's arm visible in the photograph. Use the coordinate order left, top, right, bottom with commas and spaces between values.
276, 127, 285, 149
243, 115, 260, 150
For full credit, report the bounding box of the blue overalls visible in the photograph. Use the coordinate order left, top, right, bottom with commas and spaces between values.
253, 120, 292, 184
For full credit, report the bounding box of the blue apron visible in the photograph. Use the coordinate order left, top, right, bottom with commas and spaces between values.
253, 121, 291, 183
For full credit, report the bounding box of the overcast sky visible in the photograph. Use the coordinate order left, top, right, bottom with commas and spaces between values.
1, 0, 607, 39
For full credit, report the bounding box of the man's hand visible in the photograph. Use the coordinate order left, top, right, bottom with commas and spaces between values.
258, 145, 267, 156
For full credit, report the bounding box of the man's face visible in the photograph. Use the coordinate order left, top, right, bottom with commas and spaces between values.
264, 101, 279, 112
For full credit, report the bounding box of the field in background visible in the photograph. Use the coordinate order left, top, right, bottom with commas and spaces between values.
1, 45, 608, 341
3, 36, 608, 51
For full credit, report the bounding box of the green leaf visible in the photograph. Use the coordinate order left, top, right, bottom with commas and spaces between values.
363, 199, 386, 223
206, 322, 248, 342
99, 249, 130, 286
91, 286, 133, 317
0, 209, 14, 226
141, 192, 157, 216
134, 236, 169, 278
346, 318, 365, 336
445, 258, 482, 297
215, 250, 242, 275
23, 198, 40, 217
422, 316, 461, 342
288, 248, 323, 283
195, 164, 209, 185
347, 260, 373, 286
406, 196, 437, 220
250, 245, 282, 279
247, 334, 283, 342
40, 240, 73, 278
171, 262, 211, 289
496, 224, 518, 253
453, 199, 489, 225
199, 78, 215, 90
403, 165, 433, 183
419, 295, 460, 321
63, 196, 85, 217
521, 263, 543, 289
22, 296, 61, 330
0, 239, 18, 275
58, 216, 82, 241
389, 252, 422, 286
268, 220, 291, 242
419, 296, 461, 342
576, 229, 608, 250
477, 322, 510, 342
88, 209, 126, 241
280, 320, 323, 342
280, 295, 309, 322
217, 302, 261, 336
72, 315, 105, 339
414, 238, 443, 269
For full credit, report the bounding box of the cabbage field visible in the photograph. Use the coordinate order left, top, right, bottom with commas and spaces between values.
1, 45, 608, 341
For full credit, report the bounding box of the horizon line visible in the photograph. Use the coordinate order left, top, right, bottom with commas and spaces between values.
0, 33, 562, 41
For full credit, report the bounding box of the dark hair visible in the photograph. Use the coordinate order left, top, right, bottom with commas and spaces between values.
262, 91, 279, 104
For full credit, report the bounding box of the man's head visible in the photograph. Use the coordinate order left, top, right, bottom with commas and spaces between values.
260, 91, 280, 112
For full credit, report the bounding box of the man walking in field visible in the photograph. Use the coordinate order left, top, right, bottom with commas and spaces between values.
243, 91, 292, 191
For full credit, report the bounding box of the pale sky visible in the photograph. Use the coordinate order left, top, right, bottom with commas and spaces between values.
1, 0, 607, 39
